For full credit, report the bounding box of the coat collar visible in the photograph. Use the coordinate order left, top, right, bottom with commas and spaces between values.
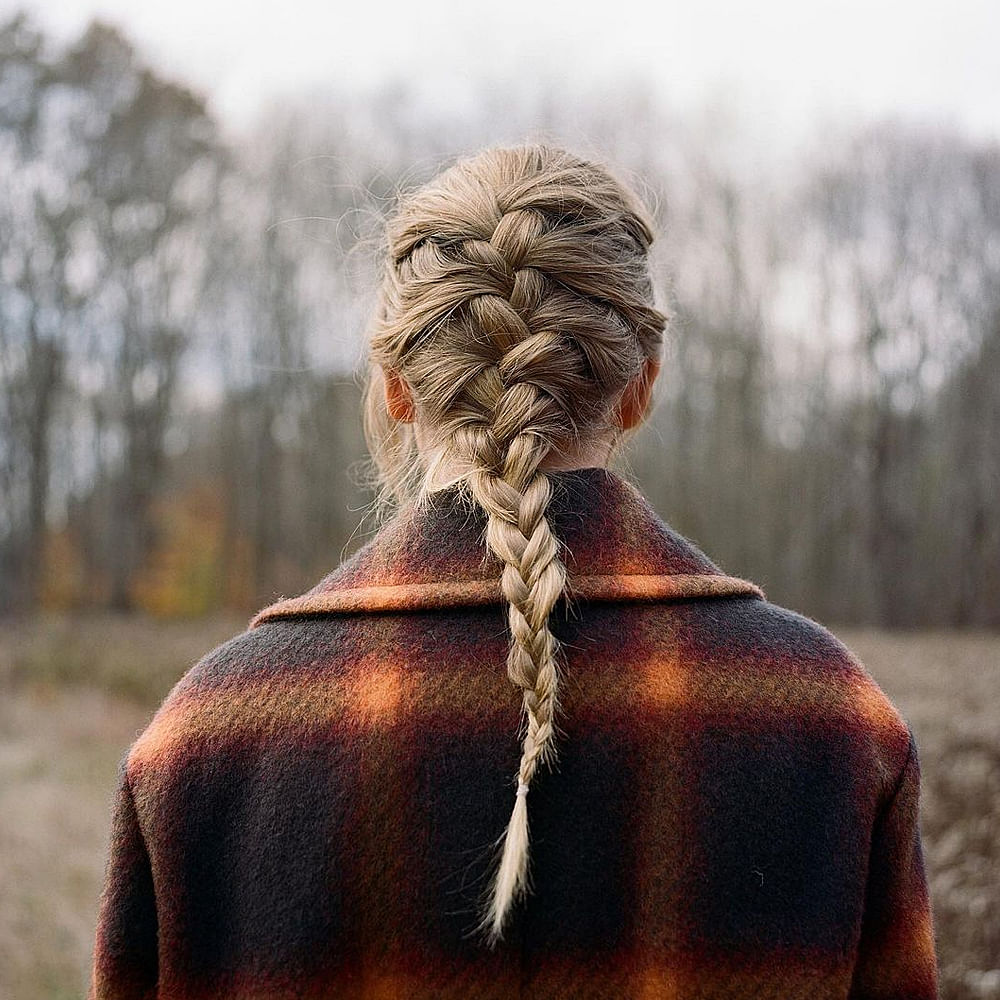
248, 467, 764, 628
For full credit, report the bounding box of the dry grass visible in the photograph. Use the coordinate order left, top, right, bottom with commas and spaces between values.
0, 683, 149, 999
0, 615, 996, 999
837, 628, 1000, 1000
0, 613, 244, 1000
0, 611, 250, 708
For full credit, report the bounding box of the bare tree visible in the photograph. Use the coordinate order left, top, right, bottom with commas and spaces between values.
54, 21, 222, 609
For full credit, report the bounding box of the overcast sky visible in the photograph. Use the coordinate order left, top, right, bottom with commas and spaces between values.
5, 0, 999, 145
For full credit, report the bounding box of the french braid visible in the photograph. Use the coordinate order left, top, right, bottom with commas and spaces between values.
362, 144, 668, 945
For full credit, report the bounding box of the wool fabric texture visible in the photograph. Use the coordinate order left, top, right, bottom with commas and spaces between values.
88, 467, 939, 999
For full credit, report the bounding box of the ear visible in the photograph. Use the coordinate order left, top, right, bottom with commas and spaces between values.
616, 356, 661, 430
383, 367, 416, 423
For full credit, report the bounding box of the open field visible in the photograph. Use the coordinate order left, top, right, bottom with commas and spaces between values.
0, 614, 247, 1000
0, 615, 997, 999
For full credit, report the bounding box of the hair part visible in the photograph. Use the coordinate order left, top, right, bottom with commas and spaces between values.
361, 142, 668, 945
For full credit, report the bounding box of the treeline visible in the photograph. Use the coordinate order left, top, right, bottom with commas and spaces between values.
1, 12, 998, 627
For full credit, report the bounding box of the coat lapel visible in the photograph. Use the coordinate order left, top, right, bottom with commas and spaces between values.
249, 467, 764, 628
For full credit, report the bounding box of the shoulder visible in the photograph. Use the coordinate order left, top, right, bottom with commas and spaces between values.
123, 615, 353, 779
667, 593, 915, 796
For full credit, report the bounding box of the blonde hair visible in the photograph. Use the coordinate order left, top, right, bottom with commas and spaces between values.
361, 143, 668, 945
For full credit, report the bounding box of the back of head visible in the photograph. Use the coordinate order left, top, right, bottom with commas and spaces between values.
362, 142, 668, 945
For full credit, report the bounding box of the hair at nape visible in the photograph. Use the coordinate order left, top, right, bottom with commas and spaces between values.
362, 142, 668, 946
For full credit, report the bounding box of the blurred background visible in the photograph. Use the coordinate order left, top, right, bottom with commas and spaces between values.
0, 1, 997, 997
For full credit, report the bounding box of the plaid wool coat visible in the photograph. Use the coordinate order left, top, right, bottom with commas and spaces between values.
89, 467, 939, 1000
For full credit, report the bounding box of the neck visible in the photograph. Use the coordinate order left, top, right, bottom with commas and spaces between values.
414, 423, 619, 492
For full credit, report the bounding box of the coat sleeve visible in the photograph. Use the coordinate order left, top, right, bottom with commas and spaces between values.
88, 756, 159, 1000
848, 732, 939, 1000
